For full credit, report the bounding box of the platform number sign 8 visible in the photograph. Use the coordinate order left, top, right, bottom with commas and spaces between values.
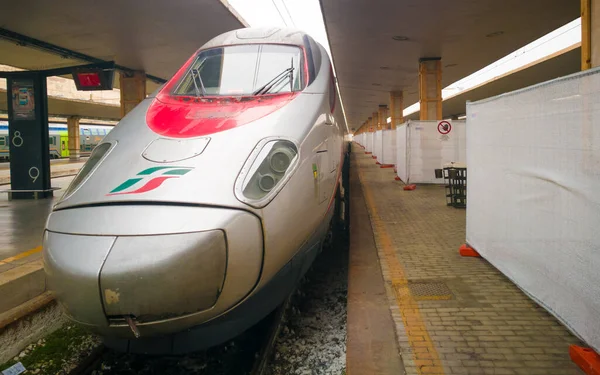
12, 131, 24, 147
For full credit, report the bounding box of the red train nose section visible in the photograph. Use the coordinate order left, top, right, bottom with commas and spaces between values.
146, 93, 298, 138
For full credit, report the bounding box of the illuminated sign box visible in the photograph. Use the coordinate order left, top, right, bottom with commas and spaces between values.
71, 68, 114, 91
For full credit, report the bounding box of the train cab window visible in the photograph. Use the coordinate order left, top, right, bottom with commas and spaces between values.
173, 44, 306, 97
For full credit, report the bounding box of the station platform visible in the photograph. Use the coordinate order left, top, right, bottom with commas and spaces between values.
0, 176, 73, 324
346, 143, 585, 375
0, 158, 85, 185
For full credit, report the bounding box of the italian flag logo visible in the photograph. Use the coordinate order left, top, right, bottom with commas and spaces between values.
107, 166, 193, 196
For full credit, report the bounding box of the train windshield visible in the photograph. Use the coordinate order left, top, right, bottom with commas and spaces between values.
173, 44, 305, 97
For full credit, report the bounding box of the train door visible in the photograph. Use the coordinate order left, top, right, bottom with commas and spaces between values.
60, 133, 69, 158
322, 67, 339, 204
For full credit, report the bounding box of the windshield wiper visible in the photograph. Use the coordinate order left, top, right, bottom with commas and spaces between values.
189, 58, 207, 97
191, 68, 206, 96
253, 58, 295, 96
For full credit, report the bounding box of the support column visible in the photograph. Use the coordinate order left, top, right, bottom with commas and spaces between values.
67, 116, 80, 161
582, 0, 600, 69
378, 105, 388, 130
389, 91, 404, 129
120, 71, 146, 118
418, 58, 442, 120
372, 112, 379, 130
7, 73, 51, 199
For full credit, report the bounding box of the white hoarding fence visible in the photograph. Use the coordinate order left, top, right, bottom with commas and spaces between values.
365, 132, 374, 153
394, 120, 466, 183
382, 129, 396, 165
396, 124, 408, 182
466, 67, 600, 352
374, 130, 383, 161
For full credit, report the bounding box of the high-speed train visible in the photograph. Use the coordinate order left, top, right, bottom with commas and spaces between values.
43, 27, 349, 354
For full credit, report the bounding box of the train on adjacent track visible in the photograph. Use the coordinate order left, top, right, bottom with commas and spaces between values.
43, 27, 350, 355
0, 121, 113, 161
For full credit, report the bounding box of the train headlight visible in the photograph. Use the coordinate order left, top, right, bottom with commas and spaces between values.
235, 138, 299, 208
59, 142, 115, 202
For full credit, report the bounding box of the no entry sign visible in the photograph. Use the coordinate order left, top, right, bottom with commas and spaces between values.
438, 121, 452, 134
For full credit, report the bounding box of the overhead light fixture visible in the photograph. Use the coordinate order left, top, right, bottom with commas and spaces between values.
372, 83, 381, 86
486, 31, 504, 38
380, 66, 390, 70
392, 36, 409, 41
445, 63, 457, 68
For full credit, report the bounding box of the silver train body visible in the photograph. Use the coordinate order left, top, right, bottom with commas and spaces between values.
43, 27, 349, 354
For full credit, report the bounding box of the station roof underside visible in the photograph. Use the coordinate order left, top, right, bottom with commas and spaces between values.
319, 0, 580, 127
0, 0, 246, 116
406, 45, 582, 121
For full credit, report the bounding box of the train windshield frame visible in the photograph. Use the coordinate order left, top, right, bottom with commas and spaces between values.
172, 44, 306, 97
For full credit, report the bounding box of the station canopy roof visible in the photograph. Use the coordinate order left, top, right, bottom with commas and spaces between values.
319, 0, 580, 128
0, 0, 246, 96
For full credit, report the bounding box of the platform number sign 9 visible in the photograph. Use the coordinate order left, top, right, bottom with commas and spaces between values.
7, 75, 52, 198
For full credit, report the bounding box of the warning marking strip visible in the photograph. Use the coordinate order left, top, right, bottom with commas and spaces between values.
357, 163, 445, 375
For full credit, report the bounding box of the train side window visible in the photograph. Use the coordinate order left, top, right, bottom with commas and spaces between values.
49, 137, 55, 145
0, 137, 5, 146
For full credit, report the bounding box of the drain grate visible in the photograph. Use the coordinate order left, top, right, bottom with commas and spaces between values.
407, 281, 453, 301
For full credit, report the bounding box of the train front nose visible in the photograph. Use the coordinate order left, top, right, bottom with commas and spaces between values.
42, 205, 263, 338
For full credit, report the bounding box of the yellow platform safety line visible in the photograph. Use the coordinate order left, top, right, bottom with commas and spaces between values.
357, 166, 445, 375
0, 246, 42, 264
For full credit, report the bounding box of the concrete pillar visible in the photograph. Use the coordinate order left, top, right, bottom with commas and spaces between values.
582, 0, 600, 69
418, 58, 442, 120
67, 116, 80, 161
378, 105, 388, 130
372, 112, 378, 131
120, 71, 147, 117
389, 91, 404, 129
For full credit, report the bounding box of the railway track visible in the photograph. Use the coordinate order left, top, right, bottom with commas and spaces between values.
67, 296, 292, 375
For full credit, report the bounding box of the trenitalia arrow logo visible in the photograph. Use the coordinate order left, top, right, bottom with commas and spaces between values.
107, 166, 194, 196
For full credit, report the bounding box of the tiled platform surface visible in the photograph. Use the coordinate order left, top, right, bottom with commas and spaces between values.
351, 144, 584, 375
0, 176, 74, 270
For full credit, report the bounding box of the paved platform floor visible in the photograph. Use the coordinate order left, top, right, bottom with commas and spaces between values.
0, 176, 74, 272
349, 144, 584, 375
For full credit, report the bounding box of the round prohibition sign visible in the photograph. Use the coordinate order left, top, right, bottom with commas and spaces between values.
437, 121, 452, 135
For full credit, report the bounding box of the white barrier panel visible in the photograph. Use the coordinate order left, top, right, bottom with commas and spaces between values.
394, 120, 466, 183
396, 124, 408, 182
365, 132, 373, 153
355, 134, 362, 146
374, 130, 383, 160
382, 129, 396, 165
466, 68, 600, 351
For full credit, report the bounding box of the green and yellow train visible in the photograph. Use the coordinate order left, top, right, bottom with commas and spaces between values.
0, 121, 113, 161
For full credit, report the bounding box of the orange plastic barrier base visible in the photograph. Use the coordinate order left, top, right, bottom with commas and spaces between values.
403, 184, 416, 191
372, 156, 377, 159
376, 161, 381, 165
394, 176, 401, 181
365, 152, 372, 154
459, 244, 481, 257
570, 345, 600, 375
380, 164, 394, 168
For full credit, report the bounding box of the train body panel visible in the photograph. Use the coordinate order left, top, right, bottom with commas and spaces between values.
42, 27, 348, 354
